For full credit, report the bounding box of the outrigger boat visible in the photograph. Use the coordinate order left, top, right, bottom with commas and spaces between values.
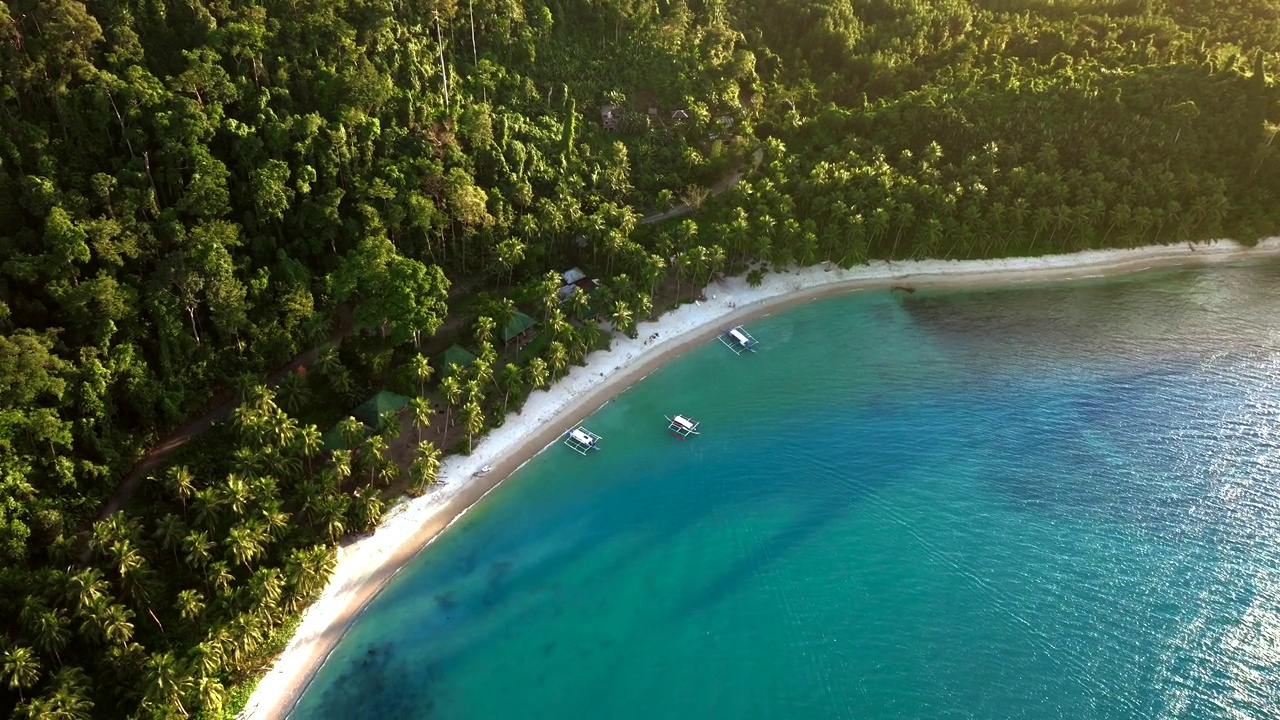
665, 414, 701, 439
719, 325, 759, 354
562, 425, 602, 455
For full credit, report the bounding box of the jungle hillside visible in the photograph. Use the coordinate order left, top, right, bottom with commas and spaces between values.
3, 0, 1280, 717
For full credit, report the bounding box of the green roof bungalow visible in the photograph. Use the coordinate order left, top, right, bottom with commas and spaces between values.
322, 422, 368, 452
501, 310, 539, 346
436, 343, 478, 378
352, 390, 411, 426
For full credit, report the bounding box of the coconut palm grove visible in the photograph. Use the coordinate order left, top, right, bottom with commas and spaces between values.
2, 0, 1280, 716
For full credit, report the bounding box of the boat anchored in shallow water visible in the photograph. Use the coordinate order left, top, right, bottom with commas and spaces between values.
563, 425, 602, 454
666, 415, 701, 439
719, 325, 759, 354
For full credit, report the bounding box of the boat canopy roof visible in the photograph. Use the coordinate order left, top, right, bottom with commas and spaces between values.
729, 328, 750, 345
673, 415, 695, 429
569, 428, 594, 445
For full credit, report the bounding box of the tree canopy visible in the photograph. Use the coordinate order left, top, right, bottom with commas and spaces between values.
4, 0, 1280, 715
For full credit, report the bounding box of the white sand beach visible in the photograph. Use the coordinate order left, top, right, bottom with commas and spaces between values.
240, 238, 1280, 719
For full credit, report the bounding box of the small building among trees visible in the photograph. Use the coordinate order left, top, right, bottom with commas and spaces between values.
353, 390, 411, 426
322, 422, 367, 452
601, 104, 622, 131
436, 344, 478, 377
501, 311, 539, 346
558, 267, 601, 302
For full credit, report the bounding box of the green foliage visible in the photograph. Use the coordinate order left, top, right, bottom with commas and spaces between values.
4, 0, 1280, 716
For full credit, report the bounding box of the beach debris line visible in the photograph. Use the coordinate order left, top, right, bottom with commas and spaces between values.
563, 425, 602, 455
719, 325, 759, 354
666, 414, 701, 439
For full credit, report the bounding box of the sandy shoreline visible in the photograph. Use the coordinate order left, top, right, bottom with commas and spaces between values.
240, 238, 1280, 719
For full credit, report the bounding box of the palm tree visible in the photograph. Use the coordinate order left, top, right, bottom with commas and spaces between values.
410, 441, 443, 494
461, 399, 484, 453
99, 601, 135, 648
636, 292, 654, 322
175, 589, 205, 625
337, 416, 364, 448
377, 459, 400, 487
220, 473, 252, 518
315, 345, 342, 377
353, 486, 384, 532
26, 606, 70, 664
410, 353, 434, 396
500, 363, 523, 414
225, 522, 266, 567
609, 300, 634, 336
278, 372, 312, 413
329, 365, 356, 399
471, 351, 494, 391
303, 313, 331, 345
331, 450, 353, 484
286, 545, 335, 598
566, 286, 590, 320
142, 651, 192, 717
230, 447, 260, 481
267, 412, 299, 449
525, 357, 549, 390
153, 513, 186, 561
409, 397, 432, 442
362, 435, 389, 485
295, 477, 324, 522
547, 341, 568, 379
473, 315, 496, 347
539, 269, 562, 319
440, 376, 463, 431
376, 411, 401, 440
29, 665, 93, 720
260, 499, 290, 539
295, 423, 323, 474
642, 252, 666, 297
165, 466, 196, 512
192, 488, 222, 531
1, 638, 40, 696
249, 567, 285, 613
194, 673, 226, 717
491, 298, 518, 338
183, 530, 214, 568
66, 568, 109, 614
320, 493, 349, 541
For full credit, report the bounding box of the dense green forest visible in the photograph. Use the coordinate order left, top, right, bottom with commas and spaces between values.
3, 0, 1279, 716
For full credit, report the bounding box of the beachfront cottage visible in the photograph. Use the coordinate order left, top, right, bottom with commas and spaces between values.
435, 343, 478, 378
561, 267, 600, 291
501, 311, 539, 347
352, 390, 411, 426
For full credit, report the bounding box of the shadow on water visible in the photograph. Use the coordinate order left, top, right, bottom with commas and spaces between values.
306, 640, 440, 719
305, 413, 931, 708
668, 493, 862, 620
666, 411, 940, 620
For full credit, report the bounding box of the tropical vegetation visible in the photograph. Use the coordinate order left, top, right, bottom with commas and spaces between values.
3, 0, 1280, 716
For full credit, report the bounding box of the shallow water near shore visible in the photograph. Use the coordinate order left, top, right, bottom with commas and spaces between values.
292, 261, 1280, 720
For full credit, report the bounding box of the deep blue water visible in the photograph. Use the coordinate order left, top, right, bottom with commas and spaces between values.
293, 261, 1280, 720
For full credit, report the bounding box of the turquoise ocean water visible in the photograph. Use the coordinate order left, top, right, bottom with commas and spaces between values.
293, 262, 1280, 720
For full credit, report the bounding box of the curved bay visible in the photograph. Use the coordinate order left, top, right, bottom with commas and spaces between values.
294, 262, 1280, 720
